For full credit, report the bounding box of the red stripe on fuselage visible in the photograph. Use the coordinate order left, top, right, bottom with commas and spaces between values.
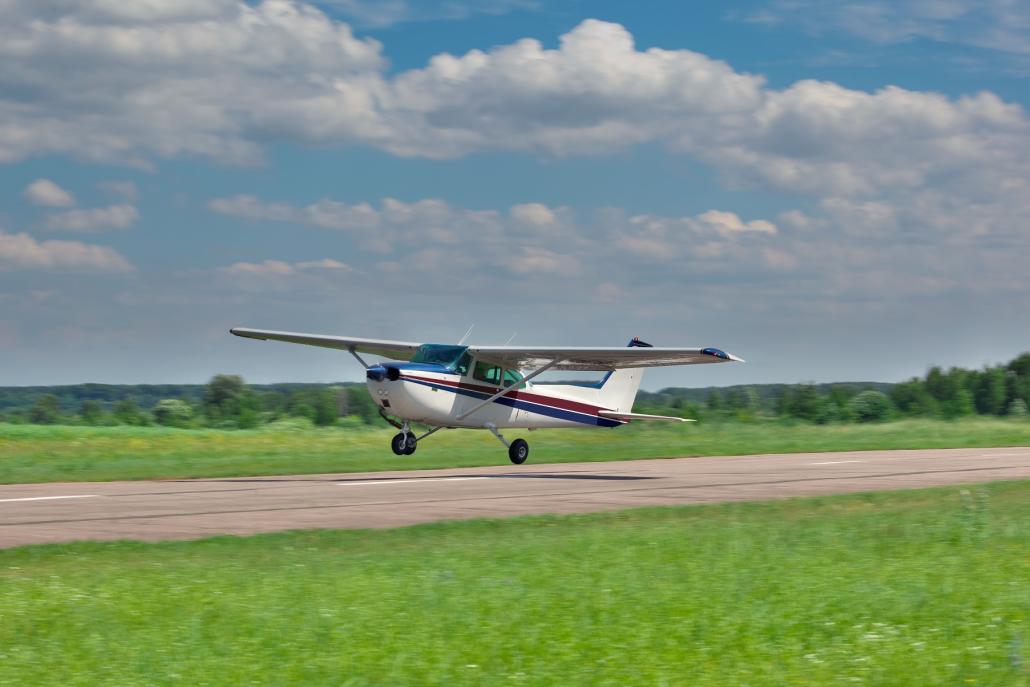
401, 373, 607, 416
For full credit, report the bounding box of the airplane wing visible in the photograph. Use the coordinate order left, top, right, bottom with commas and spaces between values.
230, 328, 421, 360
467, 345, 744, 371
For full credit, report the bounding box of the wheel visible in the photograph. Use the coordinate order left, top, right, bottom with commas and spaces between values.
403, 434, 417, 455
508, 438, 529, 465
390, 433, 407, 455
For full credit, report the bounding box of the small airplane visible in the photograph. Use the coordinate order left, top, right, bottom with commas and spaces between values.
230, 327, 744, 464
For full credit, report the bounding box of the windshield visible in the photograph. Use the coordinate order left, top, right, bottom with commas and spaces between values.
410, 344, 469, 369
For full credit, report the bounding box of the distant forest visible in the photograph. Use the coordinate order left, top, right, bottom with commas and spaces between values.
2, 352, 1028, 427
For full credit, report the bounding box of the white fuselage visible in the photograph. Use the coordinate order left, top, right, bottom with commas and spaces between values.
367, 364, 624, 430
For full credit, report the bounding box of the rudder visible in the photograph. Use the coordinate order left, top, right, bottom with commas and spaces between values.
598, 337, 651, 412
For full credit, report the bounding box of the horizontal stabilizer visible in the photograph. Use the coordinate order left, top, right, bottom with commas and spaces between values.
597, 410, 696, 423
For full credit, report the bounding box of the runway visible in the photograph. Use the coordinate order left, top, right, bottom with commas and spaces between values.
1, 446, 1029, 549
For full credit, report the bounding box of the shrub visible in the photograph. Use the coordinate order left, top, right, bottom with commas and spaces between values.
80, 400, 105, 425
114, 398, 149, 425
847, 390, 893, 422
153, 399, 193, 427
1008, 398, 1029, 418
29, 395, 61, 424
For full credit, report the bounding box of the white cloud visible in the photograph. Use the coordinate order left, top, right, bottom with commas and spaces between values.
739, 1, 1030, 56
23, 179, 75, 207
1, 5, 1024, 224
0, 0, 385, 165
510, 203, 558, 227
220, 258, 351, 277
0, 231, 133, 272
616, 209, 780, 261
211, 194, 515, 252
209, 193, 790, 298
296, 258, 350, 271
694, 210, 778, 236
214, 256, 354, 293
43, 205, 139, 232
0, 7, 1026, 253
98, 180, 138, 201
509, 246, 579, 275
208, 195, 296, 222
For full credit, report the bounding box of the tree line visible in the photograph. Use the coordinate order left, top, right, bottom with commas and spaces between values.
3, 375, 379, 429
636, 352, 1030, 423
2, 352, 1028, 428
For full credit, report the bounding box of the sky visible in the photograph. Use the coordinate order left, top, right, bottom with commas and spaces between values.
1, 0, 1028, 389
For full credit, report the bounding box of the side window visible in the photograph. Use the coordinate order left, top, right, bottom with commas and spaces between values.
455, 352, 472, 376
473, 361, 501, 386
503, 368, 525, 389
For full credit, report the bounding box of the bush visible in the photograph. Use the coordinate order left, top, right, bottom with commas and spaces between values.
114, 398, 149, 426
262, 416, 315, 432
313, 389, 340, 427
29, 395, 61, 424
80, 400, 105, 425
153, 399, 193, 427
847, 390, 893, 422
1008, 398, 1029, 418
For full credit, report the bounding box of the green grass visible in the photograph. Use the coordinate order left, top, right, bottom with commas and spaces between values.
2, 417, 1030, 484
1, 481, 1028, 685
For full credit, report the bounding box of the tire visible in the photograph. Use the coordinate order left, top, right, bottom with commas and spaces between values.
508, 438, 529, 465
403, 434, 417, 455
390, 433, 407, 455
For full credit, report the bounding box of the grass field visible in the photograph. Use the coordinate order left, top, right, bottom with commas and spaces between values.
0, 481, 1027, 685
2, 417, 1030, 484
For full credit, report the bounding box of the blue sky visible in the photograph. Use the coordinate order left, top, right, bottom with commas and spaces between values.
1, 0, 1028, 389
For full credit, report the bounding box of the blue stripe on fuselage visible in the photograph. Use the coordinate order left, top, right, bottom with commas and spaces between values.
401, 376, 622, 428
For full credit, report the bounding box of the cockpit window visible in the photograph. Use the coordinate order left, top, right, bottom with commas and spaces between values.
473, 361, 502, 386
410, 344, 470, 370
503, 368, 525, 389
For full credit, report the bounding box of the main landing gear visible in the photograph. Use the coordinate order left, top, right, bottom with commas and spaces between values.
487, 423, 530, 465
380, 413, 529, 465
508, 439, 529, 465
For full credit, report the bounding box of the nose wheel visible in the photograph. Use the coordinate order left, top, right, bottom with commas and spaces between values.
390, 432, 417, 456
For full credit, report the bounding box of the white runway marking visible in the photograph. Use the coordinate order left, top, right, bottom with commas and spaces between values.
337, 477, 490, 487
810, 460, 861, 466
0, 494, 98, 504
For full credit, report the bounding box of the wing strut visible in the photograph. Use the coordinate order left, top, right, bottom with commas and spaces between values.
455, 359, 560, 421
348, 346, 370, 369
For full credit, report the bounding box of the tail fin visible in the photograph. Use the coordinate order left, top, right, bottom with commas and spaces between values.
598, 337, 651, 412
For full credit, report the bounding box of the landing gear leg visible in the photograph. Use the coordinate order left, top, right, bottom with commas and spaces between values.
486, 423, 529, 465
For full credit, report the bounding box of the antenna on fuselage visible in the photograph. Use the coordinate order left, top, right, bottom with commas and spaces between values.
458, 324, 474, 345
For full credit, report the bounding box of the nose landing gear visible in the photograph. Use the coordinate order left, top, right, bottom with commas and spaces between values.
390, 432, 417, 456
390, 421, 417, 456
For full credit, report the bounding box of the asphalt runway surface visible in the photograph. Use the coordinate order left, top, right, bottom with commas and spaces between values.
2, 446, 1029, 549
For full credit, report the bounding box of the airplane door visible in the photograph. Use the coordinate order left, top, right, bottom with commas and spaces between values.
458, 358, 520, 426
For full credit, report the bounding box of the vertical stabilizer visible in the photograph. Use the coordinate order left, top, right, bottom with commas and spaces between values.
598, 337, 651, 412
